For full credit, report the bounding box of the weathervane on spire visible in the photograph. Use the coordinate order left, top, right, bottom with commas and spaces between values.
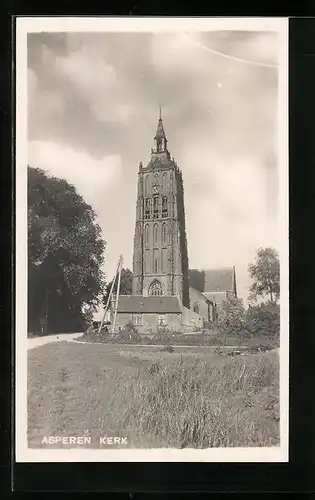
159, 100, 162, 120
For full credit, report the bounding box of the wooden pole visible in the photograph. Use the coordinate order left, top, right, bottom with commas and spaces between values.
98, 257, 120, 334
112, 254, 123, 334
45, 287, 48, 334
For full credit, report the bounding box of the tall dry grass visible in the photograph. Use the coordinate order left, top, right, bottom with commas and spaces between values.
28, 343, 279, 448
113, 352, 279, 448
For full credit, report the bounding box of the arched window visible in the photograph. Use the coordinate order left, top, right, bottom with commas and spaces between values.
162, 172, 167, 191
149, 280, 163, 296
145, 224, 150, 247
162, 223, 167, 245
153, 223, 159, 246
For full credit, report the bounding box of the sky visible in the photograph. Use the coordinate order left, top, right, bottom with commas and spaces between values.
27, 29, 280, 303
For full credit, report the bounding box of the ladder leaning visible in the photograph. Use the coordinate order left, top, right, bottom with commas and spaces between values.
98, 254, 123, 334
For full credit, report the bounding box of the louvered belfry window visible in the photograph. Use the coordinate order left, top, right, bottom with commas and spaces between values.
162, 196, 168, 218
144, 198, 150, 219
153, 195, 159, 219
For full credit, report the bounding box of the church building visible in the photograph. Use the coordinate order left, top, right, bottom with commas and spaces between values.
108, 110, 232, 333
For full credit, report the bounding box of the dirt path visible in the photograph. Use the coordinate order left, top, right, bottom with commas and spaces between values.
27, 332, 82, 350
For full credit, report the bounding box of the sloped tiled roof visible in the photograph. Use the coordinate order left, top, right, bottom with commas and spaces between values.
189, 267, 237, 295
188, 269, 205, 292
113, 295, 182, 314
204, 268, 235, 293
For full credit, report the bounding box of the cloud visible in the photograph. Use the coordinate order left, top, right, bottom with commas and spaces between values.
91, 101, 135, 124
55, 45, 118, 95
151, 32, 205, 75
28, 65, 65, 137
52, 43, 144, 124
28, 140, 122, 210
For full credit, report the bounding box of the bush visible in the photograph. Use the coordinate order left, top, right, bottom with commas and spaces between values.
244, 302, 280, 346
217, 296, 245, 335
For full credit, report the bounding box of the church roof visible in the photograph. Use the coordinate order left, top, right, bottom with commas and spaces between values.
188, 269, 205, 291
113, 295, 182, 314
204, 267, 236, 294
154, 118, 167, 140
189, 267, 237, 296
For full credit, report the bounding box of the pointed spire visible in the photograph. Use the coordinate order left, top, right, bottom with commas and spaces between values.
154, 103, 167, 141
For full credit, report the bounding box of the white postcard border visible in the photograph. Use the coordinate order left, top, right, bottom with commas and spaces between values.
15, 16, 289, 463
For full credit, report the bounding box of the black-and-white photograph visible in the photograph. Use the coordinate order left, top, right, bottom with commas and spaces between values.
16, 17, 288, 462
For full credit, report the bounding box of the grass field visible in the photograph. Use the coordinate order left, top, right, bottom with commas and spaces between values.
28, 342, 279, 448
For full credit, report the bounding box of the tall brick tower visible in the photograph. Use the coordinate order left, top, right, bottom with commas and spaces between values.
132, 108, 190, 308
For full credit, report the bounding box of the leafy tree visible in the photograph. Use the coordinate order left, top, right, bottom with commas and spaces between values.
244, 302, 280, 345
248, 247, 280, 304
217, 296, 245, 335
103, 268, 132, 306
28, 167, 105, 334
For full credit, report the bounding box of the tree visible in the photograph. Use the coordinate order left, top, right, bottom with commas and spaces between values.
244, 302, 280, 345
217, 296, 245, 335
103, 268, 133, 306
28, 167, 105, 334
248, 247, 280, 304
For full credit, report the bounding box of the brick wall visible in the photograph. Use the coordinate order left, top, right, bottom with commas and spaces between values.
111, 311, 182, 333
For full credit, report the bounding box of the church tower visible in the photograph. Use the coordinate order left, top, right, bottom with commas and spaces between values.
132, 108, 190, 308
